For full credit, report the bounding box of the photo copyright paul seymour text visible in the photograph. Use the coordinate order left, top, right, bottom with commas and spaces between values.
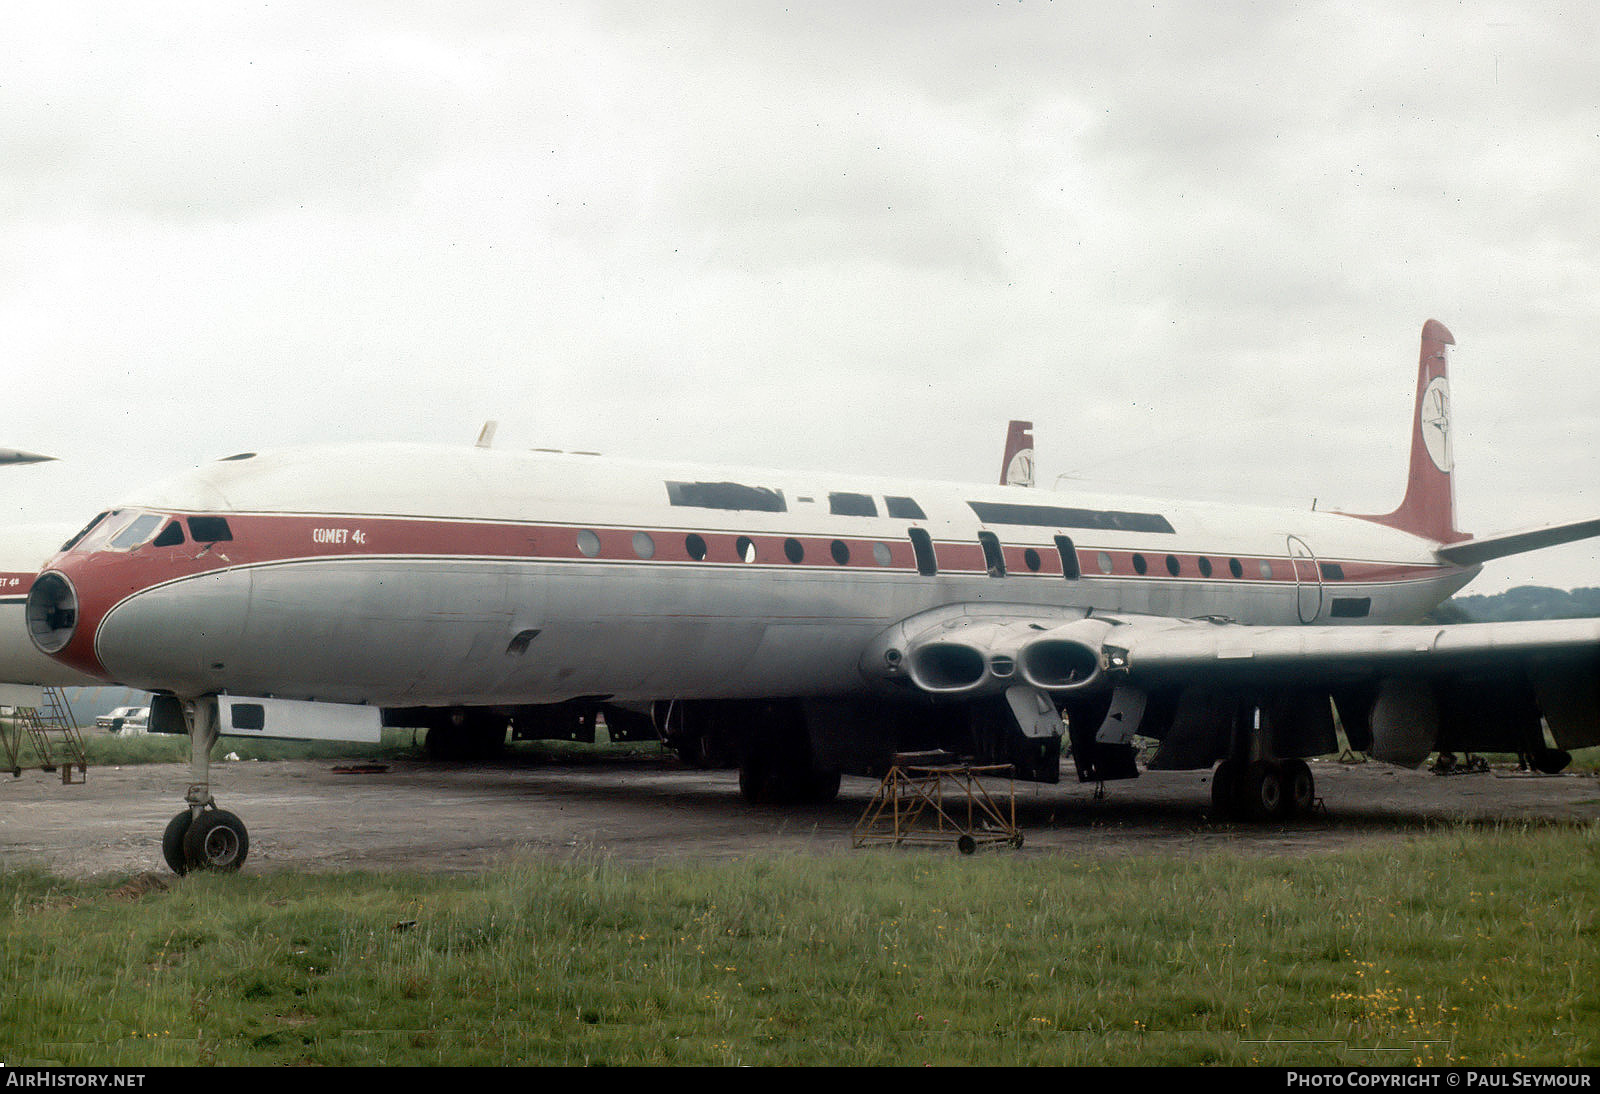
1288, 1076, 1591, 1089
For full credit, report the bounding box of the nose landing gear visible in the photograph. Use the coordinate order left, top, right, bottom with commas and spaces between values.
160, 697, 250, 875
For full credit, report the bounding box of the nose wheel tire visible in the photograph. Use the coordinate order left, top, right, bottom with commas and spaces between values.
164, 808, 250, 873
162, 811, 193, 875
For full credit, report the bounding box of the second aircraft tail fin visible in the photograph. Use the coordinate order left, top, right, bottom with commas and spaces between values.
1000, 420, 1035, 487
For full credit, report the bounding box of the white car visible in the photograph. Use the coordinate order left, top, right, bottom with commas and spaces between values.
94, 706, 150, 735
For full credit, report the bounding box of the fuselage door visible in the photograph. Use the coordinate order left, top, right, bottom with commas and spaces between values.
1287, 534, 1323, 624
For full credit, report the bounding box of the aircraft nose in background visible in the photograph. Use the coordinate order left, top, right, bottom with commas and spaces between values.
25, 571, 78, 655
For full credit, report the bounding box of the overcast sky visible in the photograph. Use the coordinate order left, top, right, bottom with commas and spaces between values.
3, 1, 1596, 593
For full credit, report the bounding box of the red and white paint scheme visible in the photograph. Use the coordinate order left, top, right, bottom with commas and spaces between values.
23, 320, 1600, 873
999, 420, 1035, 487
0, 450, 104, 695
0, 523, 104, 697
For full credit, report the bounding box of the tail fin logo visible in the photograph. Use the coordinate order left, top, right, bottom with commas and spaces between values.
1005, 448, 1036, 487
1000, 420, 1036, 487
1421, 376, 1452, 472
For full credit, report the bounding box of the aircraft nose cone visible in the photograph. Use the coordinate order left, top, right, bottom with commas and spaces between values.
25, 571, 79, 655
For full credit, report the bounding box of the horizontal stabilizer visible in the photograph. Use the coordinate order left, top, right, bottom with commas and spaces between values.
1434, 517, 1600, 566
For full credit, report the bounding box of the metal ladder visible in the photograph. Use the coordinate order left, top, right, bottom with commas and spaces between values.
2, 688, 86, 783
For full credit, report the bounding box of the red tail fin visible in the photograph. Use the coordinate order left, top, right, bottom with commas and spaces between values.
1348, 320, 1467, 544
1000, 420, 1035, 487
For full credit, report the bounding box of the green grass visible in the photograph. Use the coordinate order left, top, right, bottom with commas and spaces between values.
2, 824, 1596, 1066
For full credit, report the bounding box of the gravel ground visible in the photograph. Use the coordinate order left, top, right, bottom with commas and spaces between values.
2, 752, 1596, 879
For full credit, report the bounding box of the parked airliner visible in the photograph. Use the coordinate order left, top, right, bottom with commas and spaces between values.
24, 320, 1600, 873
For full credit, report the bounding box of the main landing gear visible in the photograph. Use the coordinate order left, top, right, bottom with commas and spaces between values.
161, 697, 250, 875
1211, 757, 1317, 822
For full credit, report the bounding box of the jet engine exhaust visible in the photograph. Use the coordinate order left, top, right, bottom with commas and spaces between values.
906, 641, 992, 693
1017, 636, 1103, 692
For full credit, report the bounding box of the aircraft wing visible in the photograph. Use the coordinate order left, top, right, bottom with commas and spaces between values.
1104, 614, 1600, 767
872, 607, 1600, 773
0, 448, 55, 465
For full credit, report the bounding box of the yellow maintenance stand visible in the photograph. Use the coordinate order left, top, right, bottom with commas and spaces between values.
853, 751, 1022, 854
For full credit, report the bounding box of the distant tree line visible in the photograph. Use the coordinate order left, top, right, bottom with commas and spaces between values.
1427, 586, 1600, 624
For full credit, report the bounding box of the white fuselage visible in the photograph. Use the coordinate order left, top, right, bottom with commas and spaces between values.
36, 443, 1477, 706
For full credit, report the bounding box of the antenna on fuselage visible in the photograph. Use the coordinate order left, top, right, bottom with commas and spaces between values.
475, 421, 498, 449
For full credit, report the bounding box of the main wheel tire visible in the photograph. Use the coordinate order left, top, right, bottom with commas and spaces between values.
1211, 759, 1240, 819
804, 769, 842, 804
162, 811, 193, 876
1532, 748, 1572, 775
738, 756, 777, 804
182, 809, 249, 872
1281, 759, 1315, 818
1239, 761, 1284, 822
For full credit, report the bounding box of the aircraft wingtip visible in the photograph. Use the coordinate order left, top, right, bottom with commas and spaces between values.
0, 449, 57, 465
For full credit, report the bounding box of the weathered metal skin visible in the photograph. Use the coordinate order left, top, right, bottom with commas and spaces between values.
29, 442, 1470, 706
24, 321, 1600, 789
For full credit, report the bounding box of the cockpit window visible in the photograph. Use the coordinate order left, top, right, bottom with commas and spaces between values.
61, 512, 108, 552
152, 521, 186, 547
188, 516, 234, 543
107, 512, 165, 550
75, 510, 139, 553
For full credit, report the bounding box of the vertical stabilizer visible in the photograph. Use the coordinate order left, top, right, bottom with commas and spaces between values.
1347, 320, 1466, 544
1000, 420, 1035, 487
